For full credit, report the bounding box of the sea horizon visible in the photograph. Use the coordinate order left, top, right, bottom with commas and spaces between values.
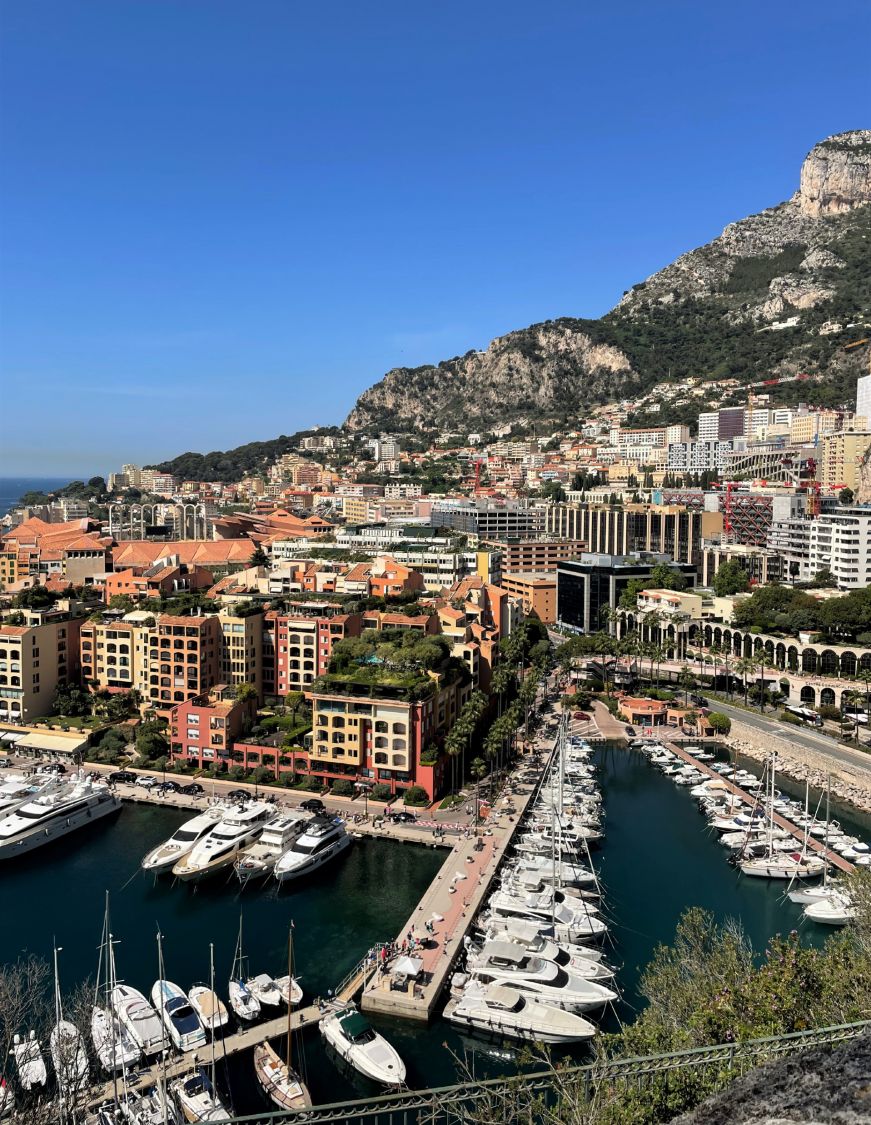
0, 475, 73, 518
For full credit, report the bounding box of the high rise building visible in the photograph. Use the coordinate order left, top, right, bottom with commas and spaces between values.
857, 374, 871, 422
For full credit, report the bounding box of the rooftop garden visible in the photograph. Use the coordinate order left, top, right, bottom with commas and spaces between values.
313, 628, 469, 700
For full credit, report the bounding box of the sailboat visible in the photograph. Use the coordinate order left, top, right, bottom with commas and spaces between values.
253, 926, 312, 1111
739, 756, 825, 880
11, 1031, 47, 1090
50, 945, 89, 1109
92, 895, 142, 1072
227, 914, 260, 1021
171, 947, 231, 1123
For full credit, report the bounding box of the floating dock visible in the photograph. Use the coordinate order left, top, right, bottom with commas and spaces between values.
661, 739, 856, 875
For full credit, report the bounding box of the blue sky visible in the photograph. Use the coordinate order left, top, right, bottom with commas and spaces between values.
1, 0, 868, 476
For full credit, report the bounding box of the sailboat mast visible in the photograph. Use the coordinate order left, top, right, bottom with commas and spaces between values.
156, 928, 169, 1125
292, 927, 299, 1075
209, 943, 217, 1087
53, 942, 66, 1125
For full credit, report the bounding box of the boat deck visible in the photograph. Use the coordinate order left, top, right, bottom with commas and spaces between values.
661, 739, 856, 875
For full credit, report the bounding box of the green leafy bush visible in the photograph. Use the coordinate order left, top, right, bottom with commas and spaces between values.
330, 779, 354, 797
403, 785, 429, 807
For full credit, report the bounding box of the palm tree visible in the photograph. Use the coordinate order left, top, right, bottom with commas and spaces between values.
856, 668, 871, 722
470, 757, 487, 832
755, 652, 776, 713
735, 657, 756, 707
678, 665, 694, 708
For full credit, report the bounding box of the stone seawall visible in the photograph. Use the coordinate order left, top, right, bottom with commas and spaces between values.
727, 719, 871, 816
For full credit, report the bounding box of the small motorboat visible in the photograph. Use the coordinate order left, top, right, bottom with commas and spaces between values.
246, 973, 283, 1008
171, 1068, 230, 1122
151, 981, 207, 1053
187, 986, 229, 1034
320, 1004, 406, 1086
227, 979, 260, 1022
803, 893, 855, 926
273, 975, 303, 1007
111, 984, 169, 1057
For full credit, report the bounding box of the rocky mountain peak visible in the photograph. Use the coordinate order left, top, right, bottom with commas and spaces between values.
799, 130, 871, 217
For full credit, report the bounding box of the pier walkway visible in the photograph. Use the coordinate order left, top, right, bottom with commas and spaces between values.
362, 730, 557, 1023
661, 739, 856, 875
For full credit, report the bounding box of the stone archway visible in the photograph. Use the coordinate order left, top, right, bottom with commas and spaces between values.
820, 650, 839, 677
820, 687, 836, 707
787, 646, 799, 672
840, 651, 857, 678
800, 685, 816, 705
802, 649, 818, 675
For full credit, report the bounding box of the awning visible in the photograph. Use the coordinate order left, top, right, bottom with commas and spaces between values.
392, 956, 423, 978
13, 732, 88, 757
0, 732, 23, 744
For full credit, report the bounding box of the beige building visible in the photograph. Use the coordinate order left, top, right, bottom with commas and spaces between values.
79, 618, 151, 696
819, 430, 871, 492
218, 609, 264, 701
789, 412, 840, 444
147, 614, 222, 716
0, 609, 82, 722
500, 572, 557, 624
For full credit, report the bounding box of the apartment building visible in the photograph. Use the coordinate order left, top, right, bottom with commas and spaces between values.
499, 572, 557, 624
819, 430, 871, 492
769, 508, 871, 589
666, 440, 733, 473
218, 609, 264, 700
546, 503, 721, 569
269, 610, 363, 697
170, 686, 254, 770
700, 541, 784, 587
307, 670, 471, 800
483, 539, 585, 574
146, 614, 221, 714
79, 618, 151, 696
0, 608, 82, 722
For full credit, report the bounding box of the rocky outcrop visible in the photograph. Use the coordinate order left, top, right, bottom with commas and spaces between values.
345, 131, 871, 433
800, 130, 871, 217
345, 322, 637, 432
670, 1032, 871, 1124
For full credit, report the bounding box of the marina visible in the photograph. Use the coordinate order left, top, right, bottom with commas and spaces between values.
0, 712, 862, 1116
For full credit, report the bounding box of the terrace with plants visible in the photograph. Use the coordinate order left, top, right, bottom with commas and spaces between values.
313, 628, 469, 701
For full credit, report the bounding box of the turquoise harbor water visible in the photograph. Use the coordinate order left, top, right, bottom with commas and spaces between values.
0, 744, 850, 1111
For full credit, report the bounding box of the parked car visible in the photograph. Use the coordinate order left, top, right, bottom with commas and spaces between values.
225, 787, 250, 800
300, 797, 325, 813
388, 811, 417, 824
155, 780, 180, 794
180, 782, 204, 796
135, 775, 157, 789
690, 694, 708, 707
108, 770, 137, 784
573, 711, 590, 720
40, 763, 67, 775
0, 758, 11, 769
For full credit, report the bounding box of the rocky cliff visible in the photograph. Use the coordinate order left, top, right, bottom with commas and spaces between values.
346, 131, 871, 433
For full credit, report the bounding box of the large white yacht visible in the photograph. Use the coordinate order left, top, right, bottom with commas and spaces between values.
445, 981, 596, 1044
273, 817, 350, 884
141, 807, 225, 874
171, 801, 273, 882
0, 773, 120, 861
463, 941, 617, 1012
0, 774, 60, 818
234, 809, 311, 884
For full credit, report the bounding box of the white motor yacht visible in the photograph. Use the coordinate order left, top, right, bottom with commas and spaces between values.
465, 935, 613, 981
483, 889, 607, 942
234, 810, 311, 884
172, 801, 273, 882
804, 892, 855, 926
464, 941, 617, 1012
171, 1068, 230, 1122
506, 853, 597, 888
273, 817, 351, 884
0, 774, 59, 818
0, 773, 120, 860
320, 1004, 405, 1086
141, 808, 224, 874
111, 985, 169, 1056
100, 1085, 181, 1124
12, 1031, 47, 1089
91, 1006, 141, 1071
151, 981, 207, 1053
481, 917, 605, 963
445, 980, 596, 1044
